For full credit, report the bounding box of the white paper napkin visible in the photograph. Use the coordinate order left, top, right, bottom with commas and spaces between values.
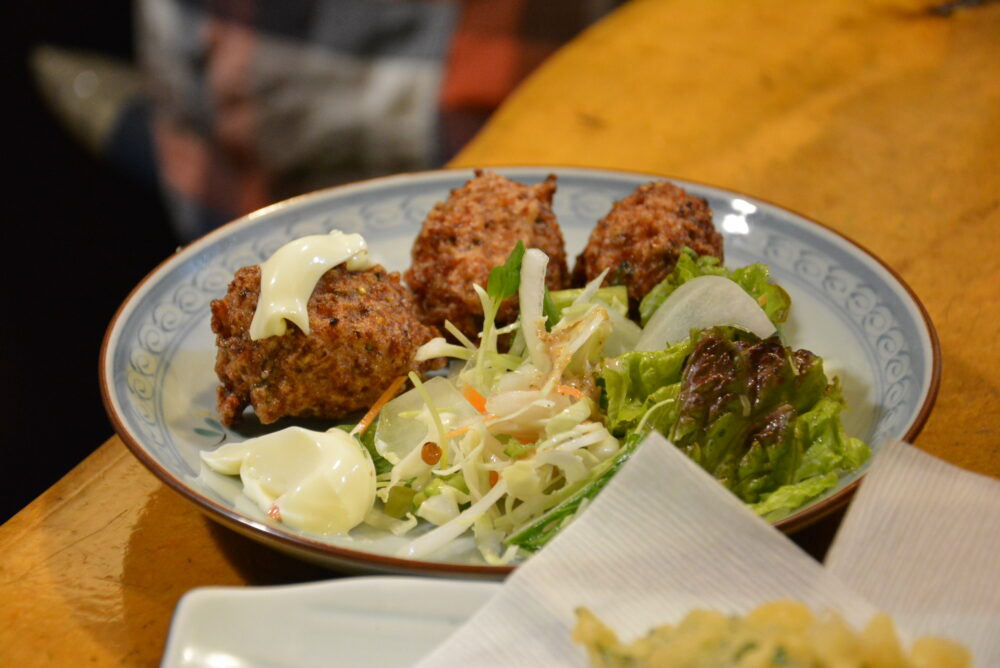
415, 435, 999, 666
826, 440, 1000, 664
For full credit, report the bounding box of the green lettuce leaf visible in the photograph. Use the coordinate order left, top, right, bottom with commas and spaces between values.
638, 247, 791, 327
599, 327, 869, 514
664, 330, 832, 502
729, 263, 791, 326
600, 338, 693, 437
742, 381, 872, 520
749, 472, 839, 520
792, 382, 872, 482
550, 285, 630, 317
336, 423, 393, 476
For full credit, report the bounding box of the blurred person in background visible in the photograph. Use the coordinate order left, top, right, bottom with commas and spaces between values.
36, 0, 622, 242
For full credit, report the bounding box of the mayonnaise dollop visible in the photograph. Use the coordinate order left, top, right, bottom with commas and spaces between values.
249, 230, 373, 340
200, 427, 377, 535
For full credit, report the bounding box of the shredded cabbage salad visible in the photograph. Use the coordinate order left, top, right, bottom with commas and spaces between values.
350, 244, 870, 564
363, 244, 622, 564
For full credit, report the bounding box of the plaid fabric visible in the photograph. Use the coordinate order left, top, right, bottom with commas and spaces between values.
136, 0, 619, 241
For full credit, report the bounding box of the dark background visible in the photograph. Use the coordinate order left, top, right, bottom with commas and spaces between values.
3, 2, 179, 521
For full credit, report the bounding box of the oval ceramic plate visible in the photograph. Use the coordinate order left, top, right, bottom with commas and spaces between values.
101, 167, 939, 577
161, 576, 500, 667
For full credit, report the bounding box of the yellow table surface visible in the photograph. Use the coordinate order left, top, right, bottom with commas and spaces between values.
3, 0, 998, 664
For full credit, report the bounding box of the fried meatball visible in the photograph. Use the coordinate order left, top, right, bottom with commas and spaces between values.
211, 264, 440, 426
405, 170, 570, 339
572, 181, 724, 311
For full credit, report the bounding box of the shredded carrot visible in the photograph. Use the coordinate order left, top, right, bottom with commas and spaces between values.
446, 425, 472, 439
351, 375, 408, 436
445, 415, 496, 439
463, 384, 489, 414
556, 384, 587, 399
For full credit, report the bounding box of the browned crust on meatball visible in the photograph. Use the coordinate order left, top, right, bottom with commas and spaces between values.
211, 264, 441, 426
404, 170, 570, 339
572, 181, 724, 310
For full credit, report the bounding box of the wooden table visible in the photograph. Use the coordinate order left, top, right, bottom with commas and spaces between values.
3, 0, 998, 664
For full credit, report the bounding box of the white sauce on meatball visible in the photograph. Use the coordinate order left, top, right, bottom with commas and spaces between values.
249, 230, 373, 340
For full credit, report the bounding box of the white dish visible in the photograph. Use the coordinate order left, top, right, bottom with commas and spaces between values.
101, 167, 939, 577
161, 576, 500, 668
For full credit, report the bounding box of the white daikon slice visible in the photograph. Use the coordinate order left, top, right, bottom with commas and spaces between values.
634, 275, 776, 352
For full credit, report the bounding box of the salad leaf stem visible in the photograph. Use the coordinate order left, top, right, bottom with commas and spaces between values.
505, 433, 642, 552
408, 371, 451, 468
